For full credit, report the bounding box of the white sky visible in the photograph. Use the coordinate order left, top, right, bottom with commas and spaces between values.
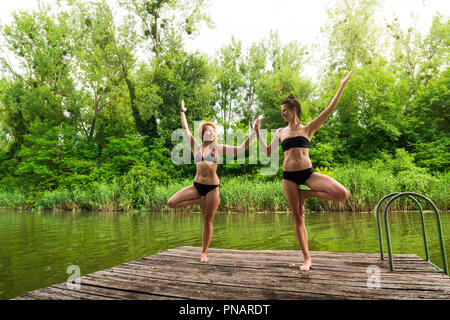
0, 0, 449, 80
184, 0, 450, 52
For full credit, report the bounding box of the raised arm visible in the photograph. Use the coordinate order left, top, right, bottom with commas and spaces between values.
219, 121, 258, 156
180, 100, 198, 152
306, 70, 353, 136
256, 119, 280, 157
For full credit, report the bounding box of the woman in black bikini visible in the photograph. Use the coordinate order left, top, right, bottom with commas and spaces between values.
168, 100, 258, 263
256, 70, 354, 271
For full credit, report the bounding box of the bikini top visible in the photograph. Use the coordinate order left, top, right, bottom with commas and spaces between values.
280, 136, 310, 152
194, 146, 218, 164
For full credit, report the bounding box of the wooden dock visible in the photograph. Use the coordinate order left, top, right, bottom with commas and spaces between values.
12, 246, 450, 300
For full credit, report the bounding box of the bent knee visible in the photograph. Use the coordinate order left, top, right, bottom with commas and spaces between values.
337, 188, 349, 201
167, 198, 177, 209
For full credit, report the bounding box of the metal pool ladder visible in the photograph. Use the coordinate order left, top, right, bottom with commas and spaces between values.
375, 192, 448, 275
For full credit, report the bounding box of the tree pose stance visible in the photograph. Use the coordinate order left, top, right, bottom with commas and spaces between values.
168, 100, 258, 263
256, 70, 354, 271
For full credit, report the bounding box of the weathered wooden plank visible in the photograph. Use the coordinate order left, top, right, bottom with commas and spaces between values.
11, 294, 36, 300
81, 271, 344, 300
50, 282, 181, 300
170, 246, 428, 264
152, 251, 444, 277
156, 251, 433, 271
42, 285, 117, 300
106, 262, 450, 300
12, 287, 103, 300
85, 271, 356, 299
124, 259, 440, 286
114, 258, 450, 298
116, 259, 450, 293
136, 253, 437, 277
12, 246, 450, 300
176, 246, 420, 259
100, 255, 445, 298
77, 275, 199, 300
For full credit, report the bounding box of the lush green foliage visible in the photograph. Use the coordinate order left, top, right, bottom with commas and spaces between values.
0, 0, 448, 211
0, 150, 447, 212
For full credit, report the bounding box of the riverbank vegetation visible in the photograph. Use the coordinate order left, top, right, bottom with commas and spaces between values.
0, 0, 448, 212
1, 149, 447, 212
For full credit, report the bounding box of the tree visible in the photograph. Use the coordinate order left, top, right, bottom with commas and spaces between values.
417, 14, 450, 86
0, 8, 75, 161
387, 13, 449, 90
255, 32, 314, 131
120, 0, 214, 59
387, 16, 423, 92
409, 67, 449, 171
238, 41, 267, 127
152, 49, 215, 144
118, 0, 215, 144
0, 1, 142, 189
329, 60, 408, 162
213, 36, 245, 141
67, 1, 131, 144
321, 0, 381, 73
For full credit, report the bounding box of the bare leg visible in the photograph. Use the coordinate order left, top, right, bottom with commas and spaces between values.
299, 172, 349, 207
293, 173, 349, 270
297, 172, 350, 214
171, 198, 203, 209
283, 180, 311, 271
167, 185, 202, 209
201, 187, 220, 263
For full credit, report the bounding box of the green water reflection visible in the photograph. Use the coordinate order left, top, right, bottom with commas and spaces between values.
1, 209, 449, 299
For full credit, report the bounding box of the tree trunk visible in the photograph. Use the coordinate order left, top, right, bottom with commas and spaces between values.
155, 10, 159, 59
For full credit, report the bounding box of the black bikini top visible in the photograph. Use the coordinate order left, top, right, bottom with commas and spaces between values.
194, 146, 218, 164
281, 136, 310, 152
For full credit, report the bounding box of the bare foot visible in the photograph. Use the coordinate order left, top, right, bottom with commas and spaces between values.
300, 257, 312, 271
200, 253, 209, 263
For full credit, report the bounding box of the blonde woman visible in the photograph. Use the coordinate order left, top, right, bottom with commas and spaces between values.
168, 100, 258, 262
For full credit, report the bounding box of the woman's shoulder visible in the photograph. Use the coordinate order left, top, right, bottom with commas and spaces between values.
274, 127, 284, 135
280, 125, 311, 140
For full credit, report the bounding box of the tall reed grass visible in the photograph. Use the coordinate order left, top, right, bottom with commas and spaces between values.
0, 169, 447, 213
0, 151, 448, 212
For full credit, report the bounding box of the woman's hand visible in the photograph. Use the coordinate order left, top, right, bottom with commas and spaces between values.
306, 70, 354, 137
180, 99, 187, 113
254, 118, 260, 135
340, 69, 354, 87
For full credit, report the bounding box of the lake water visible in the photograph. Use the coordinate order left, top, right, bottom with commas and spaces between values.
1, 209, 449, 299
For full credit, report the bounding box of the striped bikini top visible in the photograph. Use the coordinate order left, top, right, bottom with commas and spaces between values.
194, 146, 218, 164
280, 136, 310, 152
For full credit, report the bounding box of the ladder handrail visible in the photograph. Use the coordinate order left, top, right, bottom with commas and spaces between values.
375, 192, 448, 275
375, 192, 401, 260
375, 193, 429, 261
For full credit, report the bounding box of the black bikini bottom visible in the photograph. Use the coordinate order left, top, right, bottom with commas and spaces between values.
194, 181, 220, 197
282, 167, 316, 186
